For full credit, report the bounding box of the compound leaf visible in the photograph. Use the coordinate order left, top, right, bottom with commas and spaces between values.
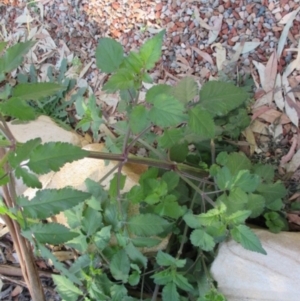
17, 188, 90, 219
27, 142, 88, 174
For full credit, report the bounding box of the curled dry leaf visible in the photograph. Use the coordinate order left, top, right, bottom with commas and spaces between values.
242, 127, 257, 156
191, 46, 214, 65
285, 148, 300, 173
233, 41, 260, 54
208, 15, 223, 45
277, 6, 300, 58
211, 43, 226, 71
274, 74, 284, 111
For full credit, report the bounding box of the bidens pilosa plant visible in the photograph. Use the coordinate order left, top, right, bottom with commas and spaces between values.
0, 32, 288, 301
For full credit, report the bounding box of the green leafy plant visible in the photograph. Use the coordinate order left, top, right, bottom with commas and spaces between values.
0, 33, 288, 301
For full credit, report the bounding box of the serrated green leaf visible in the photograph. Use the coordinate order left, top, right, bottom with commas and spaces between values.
39, 243, 81, 285
216, 166, 232, 190
122, 51, 143, 73
188, 106, 215, 138
264, 211, 286, 233
152, 270, 173, 285
14, 167, 42, 188
125, 242, 147, 267
246, 194, 265, 218
53, 274, 82, 301
96, 38, 124, 73
161, 172, 180, 192
253, 164, 274, 183
127, 213, 169, 236
82, 206, 102, 236
183, 213, 202, 229
0, 41, 35, 74
131, 237, 161, 248
231, 170, 260, 192
128, 271, 140, 286
66, 231, 88, 253
9, 138, 41, 167
17, 188, 90, 219
12, 83, 63, 100
0, 98, 36, 120
216, 151, 229, 165
109, 173, 126, 198
223, 152, 251, 176
110, 249, 130, 282
157, 128, 184, 149
220, 188, 248, 215
27, 142, 88, 174
172, 76, 198, 104
200, 81, 249, 116
23, 223, 78, 244
190, 229, 215, 251
169, 142, 188, 163
162, 282, 180, 301
149, 94, 185, 127
157, 251, 186, 268
230, 224, 267, 254
103, 69, 134, 93
146, 84, 172, 103
257, 182, 287, 203
266, 198, 283, 211
197, 205, 226, 226
129, 105, 149, 134
154, 196, 185, 219
173, 274, 193, 292
226, 210, 251, 225
139, 30, 165, 70
94, 225, 111, 250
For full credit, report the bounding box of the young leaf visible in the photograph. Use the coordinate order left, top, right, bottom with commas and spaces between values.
139, 30, 165, 70
173, 274, 193, 292
102, 69, 134, 93
128, 271, 140, 286
17, 188, 90, 219
96, 38, 124, 73
226, 210, 251, 225
200, 81, 249, 116
27, 142, 88, 174
172, 76, 198, 104
149, 94, 185, 127
188, 106, 215, 138
162, 282, 180, 301
82, 206, 102, 236
14, 167, 42, 189
23, 223, 78, 244
94, 225, 112, 250
230, 224, 267, 254
125, 242, 147, 267
110, 249, 130, 282
264, 211, 286, 233
157, 128, 184, 149
109, 173, 126, 198
0, 98, 36, 120
190, 228, 215, 251
157, 251, 186, 268
12, 83, 63, 100
152, 270, 173, 285
129, 105, 149, 134
0, 41, 35, 74
127, 214, 169, 236
154, 196, 185, 219
122, 51, 143, 73
52, 274, 82, 301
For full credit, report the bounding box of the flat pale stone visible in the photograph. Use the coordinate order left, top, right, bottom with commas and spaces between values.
210, 229, 300, 301
7, 115, 86, 146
